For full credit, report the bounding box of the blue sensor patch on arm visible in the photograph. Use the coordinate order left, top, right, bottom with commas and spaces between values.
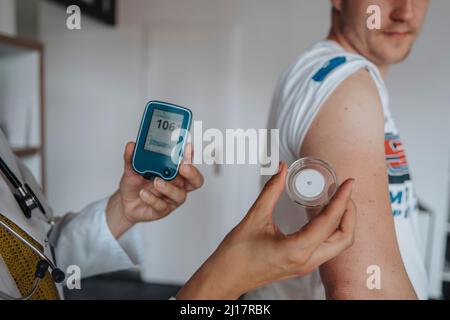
312, 56, 347, 82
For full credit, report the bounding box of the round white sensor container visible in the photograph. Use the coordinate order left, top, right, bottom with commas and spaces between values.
286, 157, 338, 208
294, 169, 326, 199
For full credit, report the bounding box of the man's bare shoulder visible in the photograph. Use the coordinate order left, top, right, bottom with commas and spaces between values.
301, 68, 385, 159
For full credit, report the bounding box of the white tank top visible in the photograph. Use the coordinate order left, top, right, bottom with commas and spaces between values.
246, 40, 428, 300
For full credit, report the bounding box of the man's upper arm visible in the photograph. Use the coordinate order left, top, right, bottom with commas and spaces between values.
300, 69, 416, 299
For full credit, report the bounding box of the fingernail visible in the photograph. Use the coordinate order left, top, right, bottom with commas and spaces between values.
155, 178, 165, 189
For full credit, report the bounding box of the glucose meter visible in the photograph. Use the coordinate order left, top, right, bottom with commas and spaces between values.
132, 101, 192, 181
286, 157, 338, 208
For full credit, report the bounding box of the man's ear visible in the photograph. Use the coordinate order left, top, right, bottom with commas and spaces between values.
330, 0, 343, 12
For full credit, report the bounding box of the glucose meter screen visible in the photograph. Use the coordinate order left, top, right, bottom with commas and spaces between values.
144, 109, 184, 157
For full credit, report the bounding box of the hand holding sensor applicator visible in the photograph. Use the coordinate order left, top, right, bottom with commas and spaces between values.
286, 157, 338, 209
132, 101, 192, 181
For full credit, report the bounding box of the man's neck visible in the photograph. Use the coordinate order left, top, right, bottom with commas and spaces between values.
327, 31, 389, 79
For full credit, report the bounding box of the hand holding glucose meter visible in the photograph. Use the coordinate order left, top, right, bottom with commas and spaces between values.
286, 157, 338, 209
132, 101, 192, 181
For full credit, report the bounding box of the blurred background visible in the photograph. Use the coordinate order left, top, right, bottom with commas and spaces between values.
0, 0, 449, 299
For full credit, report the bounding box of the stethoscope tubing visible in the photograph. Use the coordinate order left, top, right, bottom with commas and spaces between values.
0, 278, 41, 300
0, 157, 22, 189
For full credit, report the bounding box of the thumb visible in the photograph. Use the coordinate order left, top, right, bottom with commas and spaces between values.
249, 162, 287, 218
289, 178, 355, 249
124, 142, 136, 173
183, 143, 193, 164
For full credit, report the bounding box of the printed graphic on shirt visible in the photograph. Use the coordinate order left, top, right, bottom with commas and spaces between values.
385, 132, 411, 184
384, 132, 417, 218
389, 181, 418, 219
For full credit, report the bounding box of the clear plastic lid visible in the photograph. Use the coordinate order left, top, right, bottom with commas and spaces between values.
286, 157, 338, 208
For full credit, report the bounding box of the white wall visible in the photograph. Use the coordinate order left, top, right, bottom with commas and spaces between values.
0, 0, 17, 36
39, 0, 449, 296
39, 2, 145, 212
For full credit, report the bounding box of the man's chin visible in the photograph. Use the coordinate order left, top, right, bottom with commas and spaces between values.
389, 48, 413, 64
372, 47, 413, 66
368, 36, 415, 65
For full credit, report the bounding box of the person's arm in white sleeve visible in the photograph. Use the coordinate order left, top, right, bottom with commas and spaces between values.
50, 142, 204, 278
49, 198, 143, 278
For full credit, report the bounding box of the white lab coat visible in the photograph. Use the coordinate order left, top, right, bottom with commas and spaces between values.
0, 130, 143, 299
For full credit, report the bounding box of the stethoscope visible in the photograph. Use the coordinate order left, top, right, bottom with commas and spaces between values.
0, 156, 65, 300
